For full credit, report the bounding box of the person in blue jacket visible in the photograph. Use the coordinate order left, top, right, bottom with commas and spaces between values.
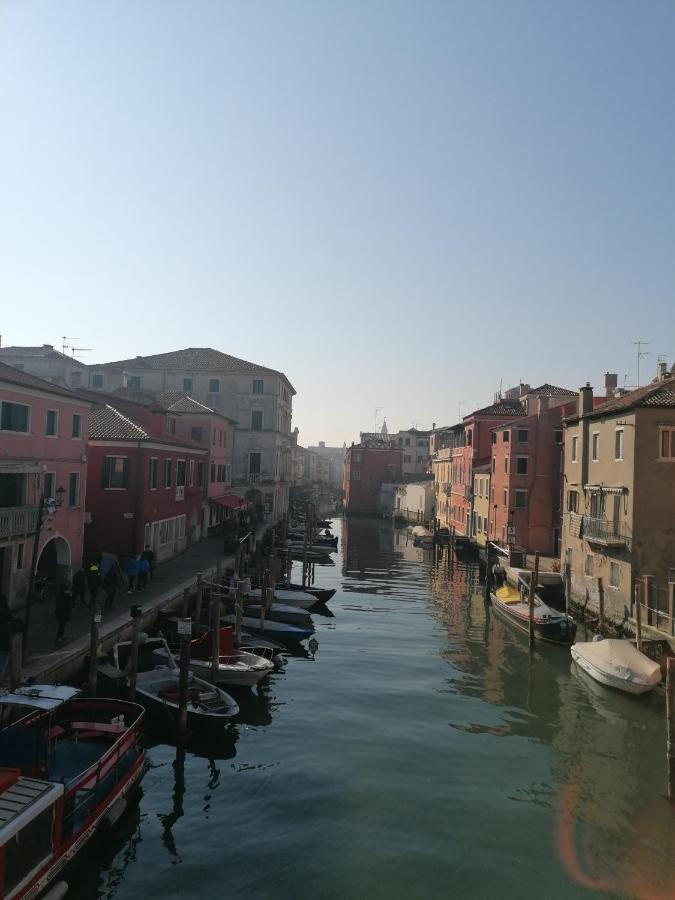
126, 555, 139, 594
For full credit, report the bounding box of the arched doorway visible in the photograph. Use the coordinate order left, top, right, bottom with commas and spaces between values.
37, 537, 71, 586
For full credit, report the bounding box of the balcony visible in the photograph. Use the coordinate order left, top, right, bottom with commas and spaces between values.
582, 515, 631, 549
0, 505, 40, 539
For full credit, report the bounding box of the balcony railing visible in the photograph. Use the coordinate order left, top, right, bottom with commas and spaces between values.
581, 515, 632, 549
0, 505, 40, 539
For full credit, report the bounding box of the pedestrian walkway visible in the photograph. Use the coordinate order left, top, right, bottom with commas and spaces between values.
21, 535, 236, 682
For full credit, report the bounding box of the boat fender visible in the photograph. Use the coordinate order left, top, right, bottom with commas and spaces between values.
102, 796, 127, 829
41, 882, 69, 900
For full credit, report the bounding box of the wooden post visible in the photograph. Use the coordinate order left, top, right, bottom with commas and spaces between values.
635, 582, 643, 651
643, 575, 653, 626
177, 619, 192, 740
128, 604, 142, 702
194, 573, 203, 632
88, 605, 101, 696
528, 552, 540, 649
565, 563, 572, 617
235, 580, 243, 646
667, 658, 675, 800
182, 587, 190, 619
302, 528, 309, 587
9, 632, 22, 689
597, 577, 605, 635
669, 582, 675, 638
483, 546, 491, 604
210, 594, 220, 684
286, 550, 292, 587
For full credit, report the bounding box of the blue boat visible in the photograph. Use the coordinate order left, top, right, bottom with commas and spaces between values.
221, 614, 313, 643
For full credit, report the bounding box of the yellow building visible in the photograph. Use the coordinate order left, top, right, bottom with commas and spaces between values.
472, 464, 491, 547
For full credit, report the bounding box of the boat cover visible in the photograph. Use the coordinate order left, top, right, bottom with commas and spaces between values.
0, 685, 81, 710
573, 639, 661, 685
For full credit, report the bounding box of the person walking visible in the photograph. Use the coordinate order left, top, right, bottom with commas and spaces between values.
72, 568, 87, 607
103, 566, 119, 611
141, 544, 155, 580
126, 555, 139, 594
55, 586, 72, 645
85, 563, 101, 609
137, 556, 150, 591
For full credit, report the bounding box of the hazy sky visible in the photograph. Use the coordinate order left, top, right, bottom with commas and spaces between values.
1, 1, 674, 445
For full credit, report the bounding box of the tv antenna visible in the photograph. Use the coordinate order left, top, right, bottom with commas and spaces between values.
373, 407, 382, 431
633, 341, 649, 387
61, 336, 92, 360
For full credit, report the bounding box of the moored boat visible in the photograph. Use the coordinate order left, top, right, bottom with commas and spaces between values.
247, 587, 319, 609
490, 584, 576, 645
411, 526, 433, 546
244, 603, 312, 626
187, 628, 275, 688
276, 583, 336, 603
571, 639, 661, 695
0, 697, 145, 899
221, 614, 313, 643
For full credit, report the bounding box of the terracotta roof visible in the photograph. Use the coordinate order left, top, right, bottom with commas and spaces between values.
465, 400, 525, 419
164, 395, 215, 414
576, 379, 675, 421
0, 345, 87, 364
89, 405, 149, 441
528, 384, 577, 397
0, 361, 89, 402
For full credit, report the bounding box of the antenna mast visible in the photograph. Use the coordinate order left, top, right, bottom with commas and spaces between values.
633, 341, 650, 387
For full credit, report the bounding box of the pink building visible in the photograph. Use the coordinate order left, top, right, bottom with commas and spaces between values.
0, 362, 90, 610
344, 438, 403, 515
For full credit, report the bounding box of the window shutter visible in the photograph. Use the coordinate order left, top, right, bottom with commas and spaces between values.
123, 458, 130, 487
102, 458, 109, 489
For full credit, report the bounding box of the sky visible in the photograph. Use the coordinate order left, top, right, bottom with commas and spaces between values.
1, 1, 674, 445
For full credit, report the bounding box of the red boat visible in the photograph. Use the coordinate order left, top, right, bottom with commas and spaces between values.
0, 697, 145, 899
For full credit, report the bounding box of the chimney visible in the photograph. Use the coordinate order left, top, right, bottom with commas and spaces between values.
432, 422, 436, 431
579, 382, 593, 416
122, 371, 129, 388
604, 372, 618, 395
538, 395, 549, 417
657, 362, 668, 381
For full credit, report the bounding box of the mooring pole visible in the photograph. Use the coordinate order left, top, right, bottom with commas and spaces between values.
194, 573, 203, 633
235, 580, 244, 646
128, 604, 142, 702
565, 562, 572, 617
210, 594, 220, 684
668, 657, 675, 800
528, 552, 540, 649
635, 582, 643, 651
597, 577, 605, 635
9, 633, 22, 689
177, 618, 192, 740
88, 605, 102, 696
484, 545, 492, 604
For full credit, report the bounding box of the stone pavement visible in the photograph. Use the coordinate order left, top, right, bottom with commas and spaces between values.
21, 535, 239, 683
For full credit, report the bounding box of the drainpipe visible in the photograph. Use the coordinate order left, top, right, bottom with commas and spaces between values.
133, 441, 143, 555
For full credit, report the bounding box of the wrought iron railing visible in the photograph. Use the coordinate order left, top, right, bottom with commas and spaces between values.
581, 514, 632, 547
0, 505, 39, 538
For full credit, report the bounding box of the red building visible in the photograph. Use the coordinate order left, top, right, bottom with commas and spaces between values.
489, 388, 578, 555
344, 438, 402, 515
448, 399, 526, 537
85, 403, 206, 562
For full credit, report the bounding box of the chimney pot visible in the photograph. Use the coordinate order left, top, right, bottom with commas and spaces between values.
604, 372, 618, 394
579, 383, 594, 416
658, 362, 668, 381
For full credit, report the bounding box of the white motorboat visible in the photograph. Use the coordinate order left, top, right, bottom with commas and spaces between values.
571, 638, 662, 695
187, 628, 275, 687
245, 602, 312, 626
411, 526, 433, 545
246, 587, 318, 609
112, 637, 239, 725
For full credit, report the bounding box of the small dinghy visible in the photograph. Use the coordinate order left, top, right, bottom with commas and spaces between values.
491, 584, 576, 646
187, 627, 275, 688
571, 638, 661, 695
411, 526, 434, 546
113, 637, 239, 726
276, 582, 336, 603
245, 603, 313, 626
221, 614, 313, 643
247, 587, 319, 609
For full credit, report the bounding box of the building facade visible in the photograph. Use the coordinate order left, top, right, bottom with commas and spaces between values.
344, 440, 403, 515
561, 371, 675, 627
471, 464, 491, 548
0, 363, 90, 610
392, 430, 432, 477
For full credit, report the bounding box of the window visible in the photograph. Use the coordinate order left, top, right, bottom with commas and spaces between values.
555, 430, 563, 445
592, 432, 600, 461
189, 459, 195, 487
68, 472, 80, 507
217, 464, 225, 481
417, 455, 424, 464
1, 401, 30, 432
46, 410, 58, 436
609, 562, 621, 589
91, 371, 103, 388
503, 432, 509, 443
189, 426, 202, 443
503, 489, 507, 506
176, 460, 186, 487
183, 377, 193, 391
352, 469, 360, 481
614, 429, 624, 460
466, 430, 472, 447
567, 490, 578, 513
164, 458, 172, 488
491, 458, 495, 473
197, 461, 204, 486
44, 472, 56, 500
517, 429, 529, 442
405, 438, 411, 446
210, 463, 216, 482
252, 379, 264, 395
589, 491, 605, 518
504, 457, 508, 474
571, 435, 578, 462
251, 411, 263, 431
249, 452, 261, 474
658, 427, 675, 460
103, 456, 129, 489
209, 378, 220, 393
516, 457, 528, 475
491, 432, 497, 444
584, 554, 594, 577
149, 458, 158, 490
353, 452, 362, 463
4, 806, 54, 895
15, 542, 24, 569
128, 375, 141, 390
166, 418, 176, 435
404, 454, 412, 463
72, 414, 82, 438
515, 489, 527, 509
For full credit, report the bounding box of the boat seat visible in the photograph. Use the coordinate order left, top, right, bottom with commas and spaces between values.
158, 688, 201, 704
71, 721, 126, 734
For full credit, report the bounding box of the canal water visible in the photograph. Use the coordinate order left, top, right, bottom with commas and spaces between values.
79, 518, 674, 899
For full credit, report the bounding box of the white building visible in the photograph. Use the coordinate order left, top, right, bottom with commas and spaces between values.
392, 429, 432, 477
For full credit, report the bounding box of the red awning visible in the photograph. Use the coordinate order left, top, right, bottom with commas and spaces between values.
211, 494, 249, 509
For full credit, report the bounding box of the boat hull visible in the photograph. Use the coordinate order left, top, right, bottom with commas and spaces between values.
188, 656, 274, 688
491, 594, 577, 646
571, 646, 657, 695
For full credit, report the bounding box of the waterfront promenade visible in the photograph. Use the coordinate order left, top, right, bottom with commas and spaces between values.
20, 534, 250, 684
